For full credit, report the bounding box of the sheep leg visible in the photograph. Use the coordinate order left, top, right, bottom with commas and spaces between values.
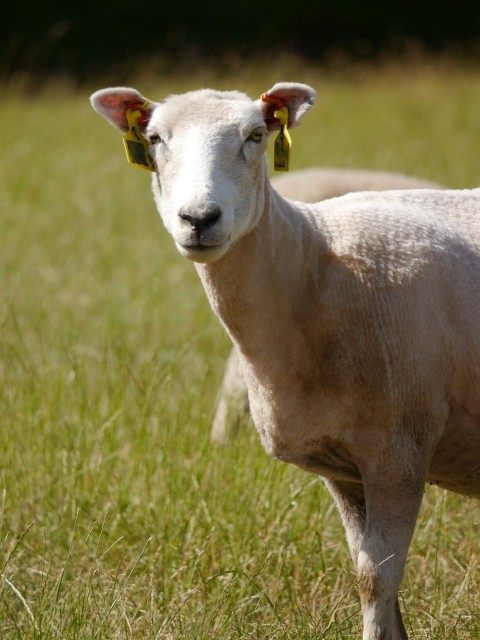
355, 469, 426, 640
325, 479, 408, 639
211, 349, 249, 443
326, 469, 426, 640
324, 479, 366, 563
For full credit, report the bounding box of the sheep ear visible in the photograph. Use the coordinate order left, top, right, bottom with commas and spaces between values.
257, 82, 316, 133
90, 87, 154, 133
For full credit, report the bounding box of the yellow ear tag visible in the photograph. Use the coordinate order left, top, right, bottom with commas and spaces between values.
123, 108, 155, 172
273, 106, 292, 172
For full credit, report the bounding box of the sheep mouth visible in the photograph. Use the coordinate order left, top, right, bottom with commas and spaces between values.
177, 239, 231, 263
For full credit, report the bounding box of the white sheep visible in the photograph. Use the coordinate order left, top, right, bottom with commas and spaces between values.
212, 168, 443, 443
90, 82, 480, 640
268, 166, 442, 201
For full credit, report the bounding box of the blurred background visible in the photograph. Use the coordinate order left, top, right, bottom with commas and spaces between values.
2, 0, 480, 85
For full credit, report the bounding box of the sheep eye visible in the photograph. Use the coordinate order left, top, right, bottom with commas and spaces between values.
149, 133, 162, 144
247, 128, 265, 144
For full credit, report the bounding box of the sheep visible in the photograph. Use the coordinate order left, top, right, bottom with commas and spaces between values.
268, 166, 443, 201
90, 82, 480, 640
212, 168, 443, 443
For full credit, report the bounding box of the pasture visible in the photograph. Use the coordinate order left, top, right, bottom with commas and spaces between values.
1, 59, 479, 638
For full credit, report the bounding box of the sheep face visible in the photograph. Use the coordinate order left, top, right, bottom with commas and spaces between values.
146, 90, 270, 263
90, 83, 316, 263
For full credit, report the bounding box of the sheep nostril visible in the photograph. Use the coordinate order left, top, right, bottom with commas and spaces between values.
201, 207, 221, 230
179, 206, 222, 233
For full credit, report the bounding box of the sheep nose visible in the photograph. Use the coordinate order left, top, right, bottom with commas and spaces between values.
179, 204, 222, 234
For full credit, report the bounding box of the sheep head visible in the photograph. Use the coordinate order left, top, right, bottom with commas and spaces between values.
90, 83, 316, 263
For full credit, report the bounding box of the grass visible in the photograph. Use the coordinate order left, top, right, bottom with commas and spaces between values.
0, 57, 479, 638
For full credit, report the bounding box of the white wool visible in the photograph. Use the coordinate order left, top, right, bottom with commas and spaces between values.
211, 167, 442, 443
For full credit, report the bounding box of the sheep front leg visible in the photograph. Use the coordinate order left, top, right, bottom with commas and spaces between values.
325, 479, 409, 640
355, 469, 426, 640
324, 479, 366, 563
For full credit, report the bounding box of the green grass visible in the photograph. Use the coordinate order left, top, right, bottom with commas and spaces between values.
1, 58, 479, 638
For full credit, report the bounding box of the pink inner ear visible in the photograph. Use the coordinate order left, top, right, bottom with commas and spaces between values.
260, 93, 289, 132
260, 85, 315, 132
96, 91, 151, 130
261, 92, 286, 108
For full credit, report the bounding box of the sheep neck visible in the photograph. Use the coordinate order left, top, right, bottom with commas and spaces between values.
195, 181, 327, 369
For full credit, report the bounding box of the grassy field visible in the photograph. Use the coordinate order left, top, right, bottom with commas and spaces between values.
1, 58, 479, 638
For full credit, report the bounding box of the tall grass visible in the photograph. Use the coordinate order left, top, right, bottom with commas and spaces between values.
0, 59, 479, 638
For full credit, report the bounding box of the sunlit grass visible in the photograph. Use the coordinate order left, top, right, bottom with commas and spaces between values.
0, 58, 479, 638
